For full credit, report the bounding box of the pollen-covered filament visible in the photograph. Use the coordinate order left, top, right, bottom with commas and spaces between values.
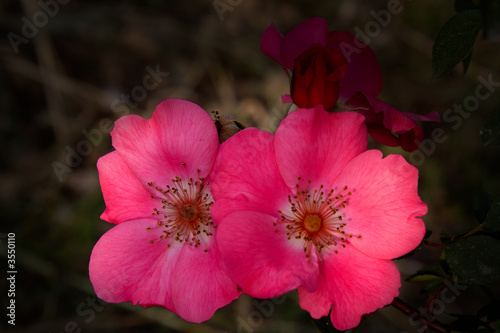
146, 167, 215, 252
276, 180, 361, 262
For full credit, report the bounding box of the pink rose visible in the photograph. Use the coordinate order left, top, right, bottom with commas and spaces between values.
89, 99, 240, 323
211, 106, 427, 330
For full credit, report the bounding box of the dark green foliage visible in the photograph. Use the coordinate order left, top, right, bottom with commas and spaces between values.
434, 0, 500, 77
432, 9, 482, 78
445, 235, 500, 284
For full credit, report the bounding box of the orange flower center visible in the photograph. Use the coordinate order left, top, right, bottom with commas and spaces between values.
145, 165, 214, 252
276, 178, 361, 262
303, 214, 322, 233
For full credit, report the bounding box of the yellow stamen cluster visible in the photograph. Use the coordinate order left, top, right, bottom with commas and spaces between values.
275, 179, 360, 262
146, 167, 214, 252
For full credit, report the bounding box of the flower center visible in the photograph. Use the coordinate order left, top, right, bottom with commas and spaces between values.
145, 166, 215, 252
303, 214, 322, 233
276, 179, 361, 262
180, 204, 198, 222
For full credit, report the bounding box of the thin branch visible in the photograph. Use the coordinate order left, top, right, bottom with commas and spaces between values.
391, 297, 450, 333
451, 224, 484, 242
424, 240, 446, 249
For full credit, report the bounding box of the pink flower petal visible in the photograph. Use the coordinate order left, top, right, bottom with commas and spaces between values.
383, 106, 425, 152
382, 105, 440, 152
335, 150, 427, 259
97, 151, 154, 224
280, 17, 329, 70
347, 93, 428, 152
367, 125, 400, 147
170, 243, 240, 322
328, 31, 383, 100
406, 111, 441, 123
383, 104, 419, 133
210, 128, 290, 221
111, 99, 219, 187
260, 23, 285, 67
274, 107, 367, 191
217, 210, 320, 298
399, 127, 424, 152
353, 94, 436, 136
89, 219, 178, 312
298, 245, 400, 330
89, 218, 238, 323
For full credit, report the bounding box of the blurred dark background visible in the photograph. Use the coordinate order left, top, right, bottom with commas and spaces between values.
1, 0, 499, 332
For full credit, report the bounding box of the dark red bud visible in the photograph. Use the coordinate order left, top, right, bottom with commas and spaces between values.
291, 44, 347, 110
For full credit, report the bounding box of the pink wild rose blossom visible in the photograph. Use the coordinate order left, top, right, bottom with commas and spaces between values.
260, 17, 440, 152
89, 99, 240, 323
210, 106, 427, 330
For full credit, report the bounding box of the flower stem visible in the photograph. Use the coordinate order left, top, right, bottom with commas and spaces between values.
423, 240, 446, 249
391, 297, 449, 333
451, 223, 484, 242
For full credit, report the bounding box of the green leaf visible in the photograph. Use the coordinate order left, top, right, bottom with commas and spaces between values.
422, 278, 445, 293
312, 316, 344, 333
407, 266, 448, 282
481, 111, 500, 146
484, 196, 500, 231
432, 9, 482, 78
445, 235, 500, 284
407, 266, 448, 293
408, 274, 441, 282
481, 0, 500, 41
